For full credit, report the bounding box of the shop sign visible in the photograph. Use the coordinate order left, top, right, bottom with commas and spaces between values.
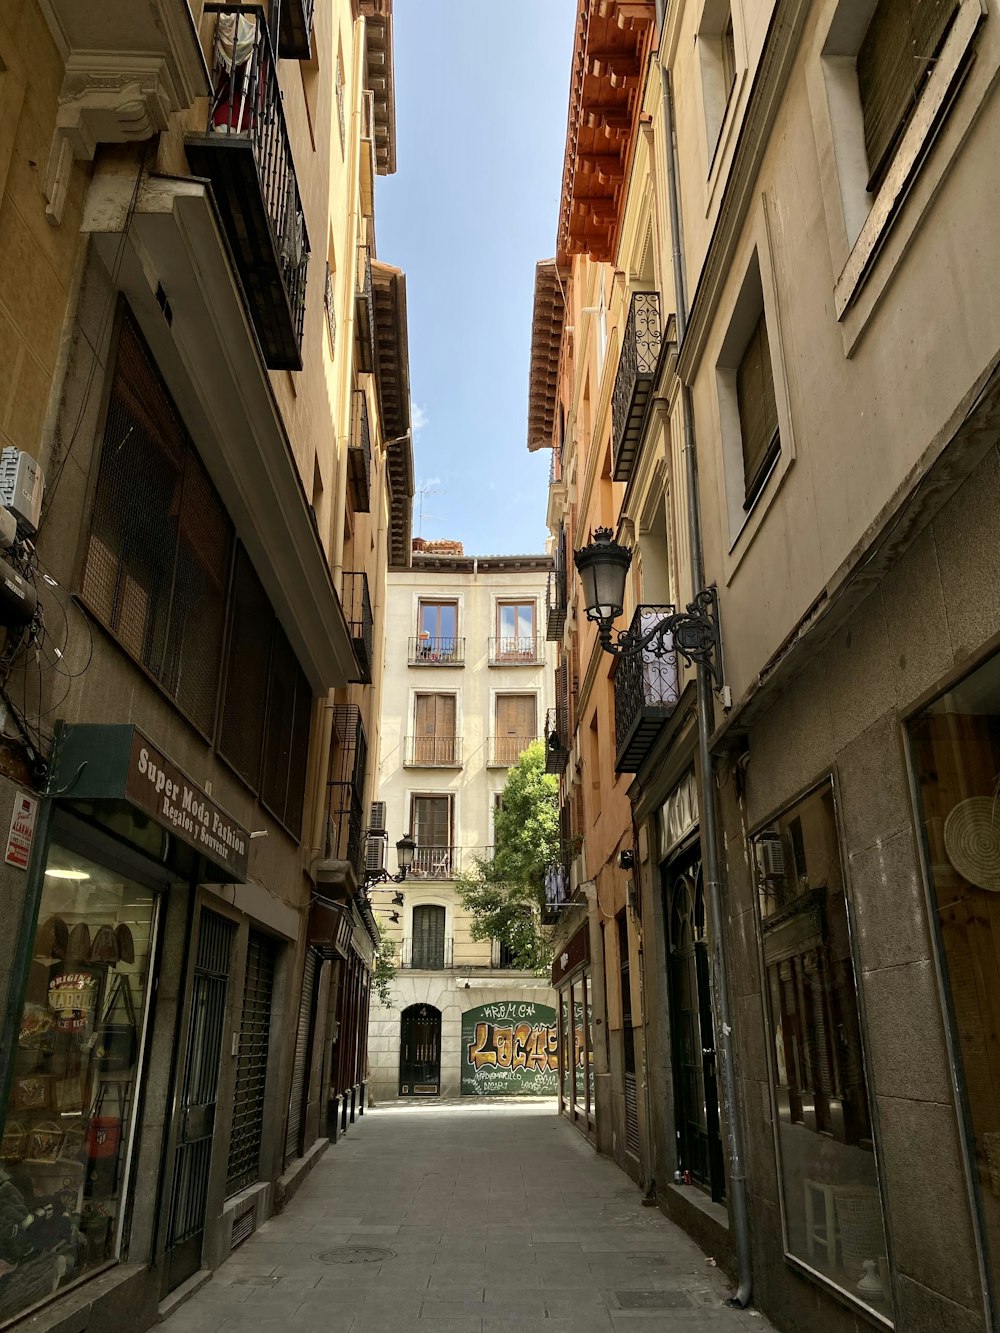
460, 1002, 558, 1096
48, 724, 250, 881
5, 789, 37, 868
660, 768, 698, 859
551, 923, 590, 987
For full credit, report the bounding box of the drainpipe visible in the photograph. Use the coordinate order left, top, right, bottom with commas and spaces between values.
653, 0, 752, 1308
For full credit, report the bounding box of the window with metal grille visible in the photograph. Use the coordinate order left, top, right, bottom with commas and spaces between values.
326, 705, 367, 873
81, 307, 233, 737
857, 0, 960, 189
736, 310, 779, 507
227, 930, 277, 1196
411, 904, 446, 970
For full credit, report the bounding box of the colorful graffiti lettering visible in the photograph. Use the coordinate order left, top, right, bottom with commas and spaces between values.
460, 1002, 558, 1096
467, 1020, 558, 1072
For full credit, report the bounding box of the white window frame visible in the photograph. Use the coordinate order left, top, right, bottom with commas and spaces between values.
698, 0, 747, 197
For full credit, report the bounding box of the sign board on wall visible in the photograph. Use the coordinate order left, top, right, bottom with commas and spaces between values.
5, 790, 37, 868
460, 1002, 558, 1097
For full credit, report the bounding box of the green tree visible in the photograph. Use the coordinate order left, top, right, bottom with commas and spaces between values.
372, 916, 397, 1006
457, 740, 558, 972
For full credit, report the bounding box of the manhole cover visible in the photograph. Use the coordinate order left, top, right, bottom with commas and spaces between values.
314, 1246, 396, 1265
615, 1291, 695, 1310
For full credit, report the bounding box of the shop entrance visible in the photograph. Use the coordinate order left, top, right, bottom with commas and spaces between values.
663, 842, 725, 1201
399, 1004, 441, 1095
165, 909, 236, 1291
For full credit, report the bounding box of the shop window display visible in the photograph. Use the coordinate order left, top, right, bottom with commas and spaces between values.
0, 842, 156, 1323
751, 780, 891, 1319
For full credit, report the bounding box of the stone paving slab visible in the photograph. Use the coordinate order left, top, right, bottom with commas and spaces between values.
158, 1101, 777, 1332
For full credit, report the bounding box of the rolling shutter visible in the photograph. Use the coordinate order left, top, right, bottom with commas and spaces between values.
284, 949, 319, 1166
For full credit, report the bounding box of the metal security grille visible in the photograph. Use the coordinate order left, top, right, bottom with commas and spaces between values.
167, 910, 235, 1288
81, 308, 233, 737
327, 705, 368, 875
284, 949, 319, 1166
227, 931, 277, 1196
624, 1073, 640, 1158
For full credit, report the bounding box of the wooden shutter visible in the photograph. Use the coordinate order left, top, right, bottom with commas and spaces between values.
412, 905, 446, 969
736, 311, 779, 505
857, 0, 960, 188
415, 694, 455, 764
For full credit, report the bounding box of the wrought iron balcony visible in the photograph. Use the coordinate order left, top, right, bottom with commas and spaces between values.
342, 571, 374, 684
278, 0, 313, 59
546, 568, 567, 641
543, 840, 578, 919
349, 389, 372, 514
612, 292, 661, 482
404, 736, 463, 767
355, 244, 376, 373
325, 705, 367, 876
407, 846, 461, 881
488, 635, 543, 666
400, 935, 454, 969
614, 604, 680, 773
488, 734, 538, 768
408, 636, 465, 666
544, 707, 569, 775
187, 7, 310, 371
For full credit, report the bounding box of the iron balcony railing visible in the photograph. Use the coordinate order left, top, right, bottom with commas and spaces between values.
546, 567, 567, 641
544, 707, 569, 775
355, 243, 376, 372
400, 935, 454, 969
407, 846, 461, 880
191, 7, 310, 370
488, 734, 539, 767
348, 389, 372, 514
408, 636, 465, 665
488, 635, 543, 665
325, 705, 367, 876
342, 571, 374, 684
612, 292, 661, 482
614, 604, 680, 774
278, 0, 313, 58
404, 736, 463, 767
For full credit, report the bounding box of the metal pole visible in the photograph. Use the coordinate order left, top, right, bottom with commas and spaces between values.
654, 0, 753, 1306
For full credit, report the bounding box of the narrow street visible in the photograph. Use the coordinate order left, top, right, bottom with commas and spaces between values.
160, 1102, 774, 1333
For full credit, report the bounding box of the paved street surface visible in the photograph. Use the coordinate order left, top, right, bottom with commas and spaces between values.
160, 1101, 775, 1332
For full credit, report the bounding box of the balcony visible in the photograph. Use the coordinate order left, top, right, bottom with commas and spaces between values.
400, 935, 454, 969
324, 705, 367, 878
355, 244, 376, 373
544, 708, 569, 776
187, 8, 309, 372
349, 390, 372, 514
408, 636, 464, 666
488, 735, 539, 768
612, 292, 661, 482
342, 571, 374, 684
404, 737, 463, 767
488, 636, 543, 666
614, 605, 680, 773
278, 0, 313, 59
546, 568, 567, 641
407, 846, 461, 880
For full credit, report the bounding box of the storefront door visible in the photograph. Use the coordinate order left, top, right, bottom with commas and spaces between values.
165, 909, 236, 1291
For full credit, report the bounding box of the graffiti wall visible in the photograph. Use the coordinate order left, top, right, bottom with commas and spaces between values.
460, 1001, 558, 1096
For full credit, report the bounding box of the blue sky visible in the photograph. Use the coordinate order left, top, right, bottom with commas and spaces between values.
377, 1, 577, 556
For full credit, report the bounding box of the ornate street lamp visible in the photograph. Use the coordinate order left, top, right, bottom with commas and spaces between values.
573, 528, 724, 689
363, 832, 416, 889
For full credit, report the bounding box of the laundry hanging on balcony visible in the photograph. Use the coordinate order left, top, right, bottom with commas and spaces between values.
211, 13, 260, 135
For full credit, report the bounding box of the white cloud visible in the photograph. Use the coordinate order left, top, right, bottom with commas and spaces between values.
412, 402, 429, 433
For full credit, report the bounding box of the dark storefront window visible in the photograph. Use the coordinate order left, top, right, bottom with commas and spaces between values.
82, 308, 314, 836
909, 653, 1000, 1310
0, 839, 157, 1323
751, 780, 890, 1319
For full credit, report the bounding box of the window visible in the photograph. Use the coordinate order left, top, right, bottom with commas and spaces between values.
324, 259, 336, 359
496, 601, 536, 660
412, 693, 458, 766
335, 46, 345, 153
417, 600, 459, 661
410, 795, 453, 879
751, 780, 890, 1318
857, 0, 960, 189
411, 904, 446, 970
699, 1, 739, 159
736, 309, 780, 507
493, 695, 536, 766
617, 911, 634, 1076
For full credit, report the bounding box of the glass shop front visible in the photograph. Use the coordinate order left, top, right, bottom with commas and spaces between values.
553, 923, 594, 1141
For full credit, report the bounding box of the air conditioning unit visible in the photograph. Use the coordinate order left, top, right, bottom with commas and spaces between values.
365, 833, 386, 873
0, 449, 43, 535
756, 831, 787, 884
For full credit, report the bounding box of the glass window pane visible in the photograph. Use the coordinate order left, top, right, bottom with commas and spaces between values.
518, 604, 534, 640
500, 604, 516, 639
750, 781, 891, 1318
0, 841, 157, 1322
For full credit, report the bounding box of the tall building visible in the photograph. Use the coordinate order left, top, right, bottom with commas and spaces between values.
0, 0, 410, 1326
532, 1, 1000, 1331
367, 541, 557, 1102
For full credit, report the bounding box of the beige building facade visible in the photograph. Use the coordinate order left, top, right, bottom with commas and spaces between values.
367, 545, 557, 1102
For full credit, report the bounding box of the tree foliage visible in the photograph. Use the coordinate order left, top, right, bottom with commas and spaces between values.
457, 740, 558, 972
372, 916, 397, 1006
